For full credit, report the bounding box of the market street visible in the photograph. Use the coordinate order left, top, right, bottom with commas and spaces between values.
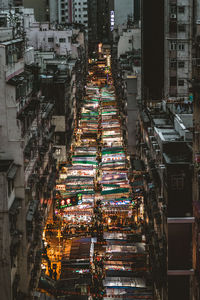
38, 55, 152, 299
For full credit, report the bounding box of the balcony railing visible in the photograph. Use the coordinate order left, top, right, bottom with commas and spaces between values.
24, 151, 39, 187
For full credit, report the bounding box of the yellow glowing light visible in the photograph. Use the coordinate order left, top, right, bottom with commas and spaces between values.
98, 43, 102, 53
107, 55, 111, 67
108, 217, 111, 224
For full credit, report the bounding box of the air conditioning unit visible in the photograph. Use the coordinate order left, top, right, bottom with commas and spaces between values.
171, 14, 177, 19
149, 136, 155, 141
147, 127, 152, 134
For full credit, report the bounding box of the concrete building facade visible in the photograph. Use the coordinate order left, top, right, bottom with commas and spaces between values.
112, 22, 141, 154
0, 33, 56, 299
137, 100, 194, 300
192, 1, 200, 299
47, 0, 88, 28
164, 0, 193, 101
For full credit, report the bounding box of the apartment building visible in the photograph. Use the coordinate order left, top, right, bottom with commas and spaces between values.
26, 22, 87, 161
0, 7, 60, 298
137, 100, 193, 300
39, 53, 86, 162
164, 0, 193, 101
192, 1, 200, 299
0, 28, 57, 300
112, 23, 141, 154
48, 0, 88, 28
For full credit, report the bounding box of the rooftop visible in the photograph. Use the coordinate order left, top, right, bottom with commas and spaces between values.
153, 118, 172, 127
154, 127, 180, 142
163, 142, 192, 164
0, 38, 23, 46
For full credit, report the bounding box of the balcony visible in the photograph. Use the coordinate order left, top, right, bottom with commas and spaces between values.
24, 151, 39, 187
3, 39, 25, 81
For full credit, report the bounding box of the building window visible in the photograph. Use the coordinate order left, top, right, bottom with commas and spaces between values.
171, 175, 184, 190
169, 21, 177, 33
55, 148, 61, 155
62, 17, 65, 22
178, 43, 185, 50
170, 60, 177, 69
178, 79, 184, 86
68, 37, 71, 42
8, 179, 14, 197
178, 61, 185, 68
170, 5, 177, 14
170, 76, 177, 86
48, 37, 54, 42
59, 38, 66, 43
178, 24, 186, 32
178, 6, 185, 13
170, 41, 177, 50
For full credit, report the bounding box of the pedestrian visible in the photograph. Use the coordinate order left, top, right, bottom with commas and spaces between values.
49, 267, 53, 279
53, 270, 57, 281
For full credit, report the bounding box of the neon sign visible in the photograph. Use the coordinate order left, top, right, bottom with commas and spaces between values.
110, 11, 115, 31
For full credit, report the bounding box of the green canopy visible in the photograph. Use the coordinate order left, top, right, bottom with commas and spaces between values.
101, 188, 130, 195
73, 161, 98, 165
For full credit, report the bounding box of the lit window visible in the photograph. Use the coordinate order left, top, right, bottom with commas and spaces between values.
56, 148, 61, 155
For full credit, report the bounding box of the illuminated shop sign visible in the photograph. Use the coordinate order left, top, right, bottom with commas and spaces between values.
56, 184, 66, 191
98, 43, 102, 53
55, 192, 82, 209
110, 10, 115, 31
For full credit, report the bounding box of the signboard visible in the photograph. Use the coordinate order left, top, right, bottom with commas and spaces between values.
110, 10, 115, 31
56, 184, 66, 191
55, 192, 82, 209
